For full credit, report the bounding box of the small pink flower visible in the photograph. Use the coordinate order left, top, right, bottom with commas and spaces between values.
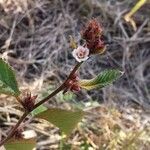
72, 46, 89, 62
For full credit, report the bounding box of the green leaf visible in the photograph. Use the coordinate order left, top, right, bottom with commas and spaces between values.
31, 105, 47, 116
79, 69, 123, 90
36, 108, 84, 136
4, 139, 36, 150
0, 59, 20, 96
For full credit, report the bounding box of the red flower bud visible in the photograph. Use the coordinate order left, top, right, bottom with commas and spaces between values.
81, 19, 106, 55
66, 79, 74, 87
81, 19, 102, 42
63, 73, 81, 93
87, 39, 106, 54
22, 92, 37, 112
70, 83, 81, 92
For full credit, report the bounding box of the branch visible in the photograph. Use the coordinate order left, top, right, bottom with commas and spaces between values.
0, 112, 28, 147
33, 62, 82, 109
0, 62, 82, 147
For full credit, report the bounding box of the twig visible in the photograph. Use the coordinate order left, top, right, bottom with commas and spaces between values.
0, 62, 82, 147
0, 112, 28, 146
33, 62, 82, 109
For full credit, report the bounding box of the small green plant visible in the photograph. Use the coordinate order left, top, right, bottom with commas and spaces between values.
0, 19, 123, 149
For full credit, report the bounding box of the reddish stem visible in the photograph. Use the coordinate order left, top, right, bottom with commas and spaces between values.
0, 62, 82, 147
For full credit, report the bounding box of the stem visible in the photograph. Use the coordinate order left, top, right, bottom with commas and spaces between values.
33, 83, 65, 109
0, 112, 28, 146
68, 62, 83, 78
0, 62, 82, 147
33, 62, 82, 109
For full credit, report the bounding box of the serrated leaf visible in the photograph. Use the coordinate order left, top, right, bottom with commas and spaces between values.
0, 59, 20, 96
79, 69, 123, 90
36, 108, 84, 136
4, 138, 36, 150
31, 105, 47, 116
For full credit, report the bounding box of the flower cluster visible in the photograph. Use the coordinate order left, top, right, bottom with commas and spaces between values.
63, 72, 80, 93
21, 92, 37, 112
81, 19, 105, 55
72, 19, 106, 62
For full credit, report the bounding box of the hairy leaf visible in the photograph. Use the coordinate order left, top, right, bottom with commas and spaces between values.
0, 59, 20, 96
79, 69, 123, 90
36, 108, 84, 136
4, 139, 36, 150
31, 105, 47, 116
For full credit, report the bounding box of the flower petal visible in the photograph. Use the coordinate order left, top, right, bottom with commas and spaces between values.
72, 46, 89, 62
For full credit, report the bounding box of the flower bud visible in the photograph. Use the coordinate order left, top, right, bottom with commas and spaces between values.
22, 92, 37, 112
81, 19, 106, 55
81, 19, 102, 42
70, 83, 81, 92
87, 39, 106, 54
63, 73, 81, 93
70, 71, 79, 81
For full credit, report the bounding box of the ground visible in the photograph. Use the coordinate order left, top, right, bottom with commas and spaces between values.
0, 0, 150, 149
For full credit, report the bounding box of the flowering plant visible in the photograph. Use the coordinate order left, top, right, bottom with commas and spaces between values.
72, 46, 89, 62
0, 19, 122, 149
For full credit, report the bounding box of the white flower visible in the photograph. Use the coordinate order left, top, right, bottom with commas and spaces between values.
72, 46, 89, 62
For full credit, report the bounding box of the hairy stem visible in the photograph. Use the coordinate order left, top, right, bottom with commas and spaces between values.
0, 112, 28, 146
33, 62, 82, 109
33, 83, 65, 109
0, 62, 82, 147
68, 62, 83, 78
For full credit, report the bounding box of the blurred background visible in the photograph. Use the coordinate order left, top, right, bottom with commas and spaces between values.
0, 0, 150, 149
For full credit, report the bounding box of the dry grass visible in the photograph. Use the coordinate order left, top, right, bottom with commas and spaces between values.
0, 0, 150, 149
